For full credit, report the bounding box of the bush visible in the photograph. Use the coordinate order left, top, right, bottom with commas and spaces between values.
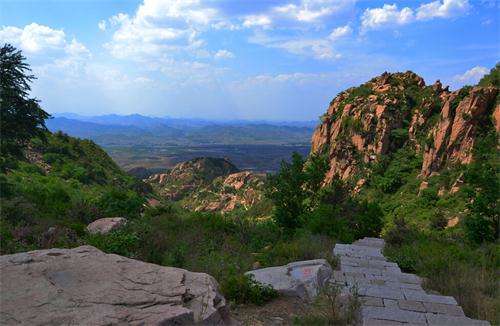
85, 229, 139, 257
385, 235, 499, 323
221, 274, 278, 305
96, 187, 144, 218
384, 217, 415, 246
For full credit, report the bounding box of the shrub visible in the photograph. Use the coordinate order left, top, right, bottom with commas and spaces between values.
221, 274, 278, 305
430, 212, 447, 230
384, 217, 414, 246
85, 229, 139, 257
96, 187, 144, 218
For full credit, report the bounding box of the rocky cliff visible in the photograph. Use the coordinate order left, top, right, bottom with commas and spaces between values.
311, 70, 499, 186
147, 157, 265, 213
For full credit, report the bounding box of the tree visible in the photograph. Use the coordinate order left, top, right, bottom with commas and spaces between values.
265, 152, 329, 230
0, 44, 50, 157
266, 152, 307, 230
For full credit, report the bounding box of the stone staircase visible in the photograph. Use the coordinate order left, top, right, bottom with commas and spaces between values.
332, 237, 490, 326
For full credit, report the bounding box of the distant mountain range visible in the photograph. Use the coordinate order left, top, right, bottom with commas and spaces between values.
47, 113, 316, 146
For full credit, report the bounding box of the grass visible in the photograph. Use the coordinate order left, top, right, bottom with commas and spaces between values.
384, 232, 499, 323
84, 204, 337, 305
294, 283, 360, 325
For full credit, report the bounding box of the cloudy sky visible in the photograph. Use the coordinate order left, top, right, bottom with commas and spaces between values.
1, 0, 498, 120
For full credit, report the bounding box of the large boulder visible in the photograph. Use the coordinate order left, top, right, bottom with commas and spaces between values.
245, 259, 332, 300
86, 217, 127, 235
0, 246, 231, 325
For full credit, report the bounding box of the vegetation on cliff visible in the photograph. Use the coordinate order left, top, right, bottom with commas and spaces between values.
312, 66, 499, 322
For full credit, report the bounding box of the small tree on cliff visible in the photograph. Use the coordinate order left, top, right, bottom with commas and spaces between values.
0, 44, 50, 159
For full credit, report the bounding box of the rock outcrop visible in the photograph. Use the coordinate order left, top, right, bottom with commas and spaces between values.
186, 171, 265, 213
420, 86, 498, 177
147, 157, 239, 200
245, 259, 333, 300
0, 246, 231, 325
311, 71, 499, 185
147, 157, 265, 213
86, 217, 127, 235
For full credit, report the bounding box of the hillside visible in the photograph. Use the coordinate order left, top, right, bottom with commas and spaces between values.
0, 131, 147, 254
307, 67, 499, 322
312, 68, 499, 230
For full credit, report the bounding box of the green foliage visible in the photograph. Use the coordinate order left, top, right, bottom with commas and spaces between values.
370, 147, 421, 193
221, 274, 278, 305
96, 187, 144, 217
478, 63, 499, 87
306, 182, 383, 243
85, 229, 139, 257
0, 44, 50, 158
83, 207, 335, 305
266, 152, 327, 230
384, 217, 416, 247
385, 233, 499, 323
463, 131, 499, 243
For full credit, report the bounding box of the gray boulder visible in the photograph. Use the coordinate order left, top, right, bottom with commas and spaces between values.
86, 217, 127, 235
0, 246, 231, 325
245, 259, 332, 300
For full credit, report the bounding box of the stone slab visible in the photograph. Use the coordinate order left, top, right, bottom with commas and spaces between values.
361, 297, 384, 307
423, 302, 465, 316
358, 285, 405, 300
361, 306, 427, 324
403, 289, 457, 305
397, 300, 426, 312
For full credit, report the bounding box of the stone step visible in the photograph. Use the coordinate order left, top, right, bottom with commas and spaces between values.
332, 239, 491, 326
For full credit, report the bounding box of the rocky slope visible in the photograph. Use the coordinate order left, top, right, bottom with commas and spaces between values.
147, 157, 265, 213
311, 70, 499, 186
147, 157, 239, 200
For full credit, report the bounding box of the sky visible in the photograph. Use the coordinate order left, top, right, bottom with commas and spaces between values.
0, 0, 499, 121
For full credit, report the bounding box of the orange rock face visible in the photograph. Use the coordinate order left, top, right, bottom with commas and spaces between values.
421, 87, 498, 177
311, 71, 498, 187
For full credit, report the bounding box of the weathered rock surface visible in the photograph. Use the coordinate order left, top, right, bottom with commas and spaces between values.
86, 217, 127, 235
147, 157, 265, 213
146, 157, 239, 201
0, 246, 231, 325
187, 171, 265, 213
311, 71, 498, 185
245, 259, 333, 300
332, 237, 490, 326
420, 86, 498, 177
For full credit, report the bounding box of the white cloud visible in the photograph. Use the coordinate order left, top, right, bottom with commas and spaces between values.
214, 49, 234, 59
98, 20, 107, 31
276, 38, 340, 60
329, 25, 352, 40
274, 0, 356, 23
361, 4, 414, 31
248, 25, 347, 61
453, 66, 489, 83
242, 15, 272, 28
104, 0, 224, 60
0, 23, 67, 53
361, 0, 471, 31
416, 0, 470, 20
65, 38, 91, 57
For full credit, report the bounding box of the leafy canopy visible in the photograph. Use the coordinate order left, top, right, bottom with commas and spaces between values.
0, 44, 50, 156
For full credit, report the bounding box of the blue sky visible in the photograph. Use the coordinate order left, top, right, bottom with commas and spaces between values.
1, 0, 498, 120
